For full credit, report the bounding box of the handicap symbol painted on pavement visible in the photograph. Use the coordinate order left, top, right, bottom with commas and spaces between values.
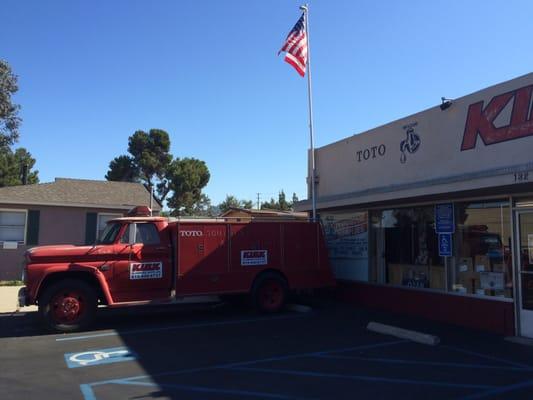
65, 346, 136, 368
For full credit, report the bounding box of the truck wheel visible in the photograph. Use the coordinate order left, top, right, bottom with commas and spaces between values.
252, 273, 288, 313
39, 279, 97, 332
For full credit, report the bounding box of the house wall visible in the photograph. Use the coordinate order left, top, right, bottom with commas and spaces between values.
0, 204, 126, 280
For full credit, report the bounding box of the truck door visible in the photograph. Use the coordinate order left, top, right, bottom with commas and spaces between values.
110, 222, 172, 302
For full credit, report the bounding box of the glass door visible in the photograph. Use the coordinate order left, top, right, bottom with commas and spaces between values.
516, 211, 533, 338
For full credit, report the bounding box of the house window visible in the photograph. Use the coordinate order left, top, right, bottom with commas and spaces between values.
0, 210, 27, 243
97, 213, 122, 239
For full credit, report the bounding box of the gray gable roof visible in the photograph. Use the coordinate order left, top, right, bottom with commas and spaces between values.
0, 178, 161, 211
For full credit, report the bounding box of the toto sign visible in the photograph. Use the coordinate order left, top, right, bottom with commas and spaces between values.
461, 84, 533, 150
180, 230, 203, 237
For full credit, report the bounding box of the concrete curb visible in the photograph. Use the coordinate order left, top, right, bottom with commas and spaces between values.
367, 321, 440, 346
286, 304, 313, 313
505, 336, 533, 347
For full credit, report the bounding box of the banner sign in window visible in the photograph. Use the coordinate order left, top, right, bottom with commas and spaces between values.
241, 250, 268, 266
322, 212, 369, 282
435, 203, 455, 233
439, 233, 452, 257
129, 262, 162, 280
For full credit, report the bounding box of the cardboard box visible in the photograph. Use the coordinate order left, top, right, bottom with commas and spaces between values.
388, 264, 404, 286
492, 263, 505, 273
474, 255, 490, 272
458, 272, 477, 293
457, 257, 473, 273
453, 284, 467, 294
430, 265, 445, 290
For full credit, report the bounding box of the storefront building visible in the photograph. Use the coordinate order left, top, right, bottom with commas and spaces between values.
297, 73, 533, 337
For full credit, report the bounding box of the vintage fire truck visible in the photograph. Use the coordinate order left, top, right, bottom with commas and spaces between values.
18, 208, 334, 332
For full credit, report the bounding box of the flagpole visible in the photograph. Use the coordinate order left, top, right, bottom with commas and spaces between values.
300, 4, 317, 222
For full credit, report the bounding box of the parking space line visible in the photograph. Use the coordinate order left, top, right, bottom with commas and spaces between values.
109, 379, 315, 399
315, 354, 533, 372
441, 345, 532, 369
79, 340, 406, 399
232, 367, 497, 390
56, 313, 308, 342
459, 379, 533, 399
79, 384, 97, 400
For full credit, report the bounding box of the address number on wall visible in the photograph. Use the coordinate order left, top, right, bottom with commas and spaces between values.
514, 172, 529, 183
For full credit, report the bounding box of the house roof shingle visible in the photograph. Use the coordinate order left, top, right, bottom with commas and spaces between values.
0, 178, 161, 211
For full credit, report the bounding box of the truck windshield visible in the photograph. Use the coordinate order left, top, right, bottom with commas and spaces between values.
97, 222, 121, 244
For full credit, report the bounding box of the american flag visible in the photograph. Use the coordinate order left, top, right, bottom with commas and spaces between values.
278, 14, 308, 77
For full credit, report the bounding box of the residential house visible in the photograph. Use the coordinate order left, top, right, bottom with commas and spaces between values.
0, 178, 160, 280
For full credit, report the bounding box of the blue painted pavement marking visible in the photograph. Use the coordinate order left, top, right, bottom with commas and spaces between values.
459, 380, 533, 399
232, 366, 496, 390
109, 379, 316, 400
441, 345, 532, 369
79, 340, 406, 399
65, 346, 136, 368
316, 354, 533, 372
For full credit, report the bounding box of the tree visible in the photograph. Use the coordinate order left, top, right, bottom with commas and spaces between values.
218, 195, 240, 213
278, 190, 290, 211
166, 158, 210, 216
260, 190, 298, 211
190, 194, 219, 217
0, 60, 21, 149
0, 60, 39, 187
0, 147, 39, 187
105, 155, 139, 182
218, 195, 253, 213
106, 129, 172, 202
241, 199, 253, 209
260, 197, 278, 210
292, 192, 299, 204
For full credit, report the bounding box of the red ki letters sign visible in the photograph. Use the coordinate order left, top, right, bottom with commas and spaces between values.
461, 85, 533, 151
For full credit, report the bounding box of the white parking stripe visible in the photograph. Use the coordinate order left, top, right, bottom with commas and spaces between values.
56, 313, 308, 342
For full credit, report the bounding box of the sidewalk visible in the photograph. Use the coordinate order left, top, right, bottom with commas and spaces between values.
0, 286, 37, 313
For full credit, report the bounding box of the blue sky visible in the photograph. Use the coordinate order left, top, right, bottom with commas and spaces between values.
2, 0, 533, 206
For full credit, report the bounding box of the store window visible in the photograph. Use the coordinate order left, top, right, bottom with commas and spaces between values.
0, 210, 26, 243
371, 207, 445, 291
453, 201, 512, 298
321, 211, 370, 282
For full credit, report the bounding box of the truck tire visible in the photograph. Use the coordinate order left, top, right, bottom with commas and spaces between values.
252, 272, 288, 313
39, 279, 97, 332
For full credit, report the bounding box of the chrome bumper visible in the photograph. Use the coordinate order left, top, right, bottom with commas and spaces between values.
18, 287, 29, 307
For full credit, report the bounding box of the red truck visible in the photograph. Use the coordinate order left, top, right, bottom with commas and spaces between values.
18, 210, 334, 332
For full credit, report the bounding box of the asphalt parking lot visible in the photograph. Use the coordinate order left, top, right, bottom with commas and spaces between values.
1, 300, 533, 400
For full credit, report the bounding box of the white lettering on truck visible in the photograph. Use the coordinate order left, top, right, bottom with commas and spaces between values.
180, 231, 203, 237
